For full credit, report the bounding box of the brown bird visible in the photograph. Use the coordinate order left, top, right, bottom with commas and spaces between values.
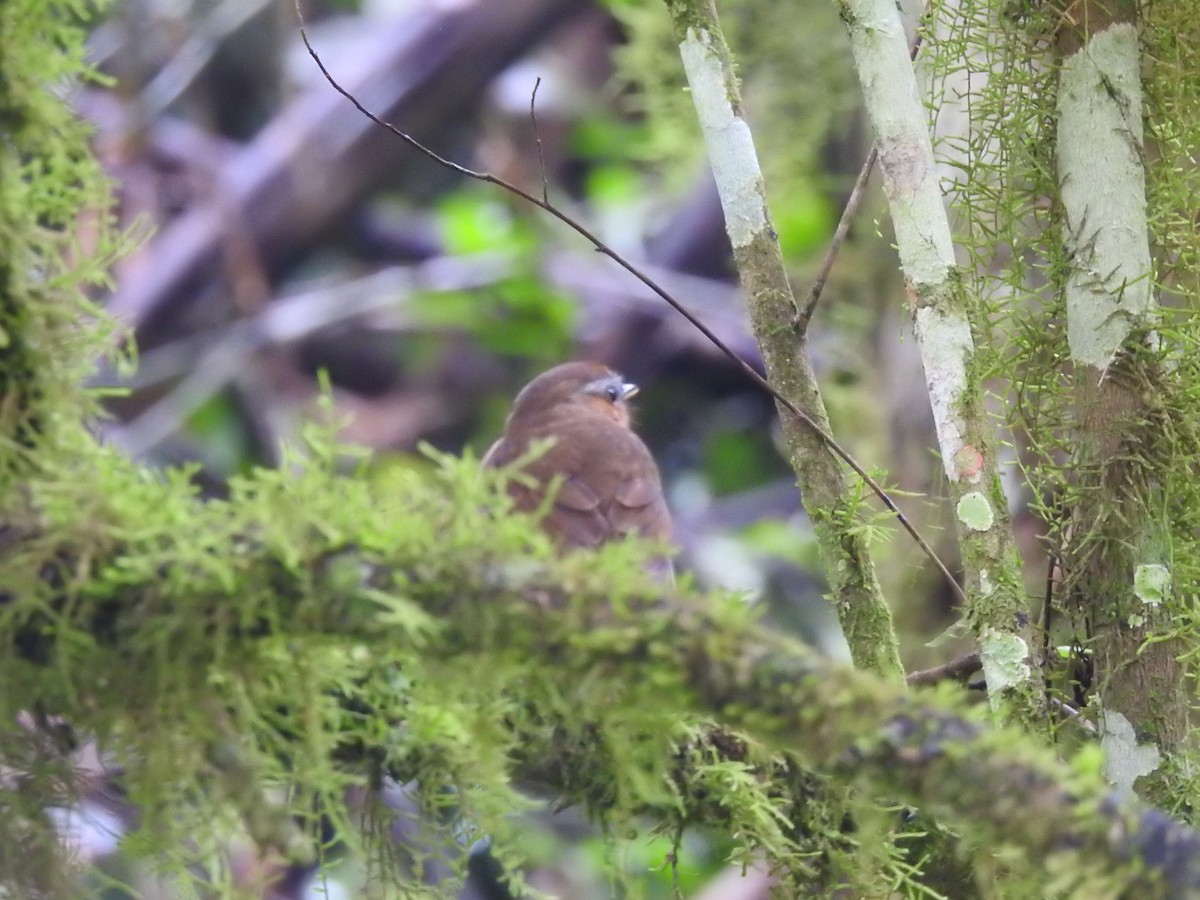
483, 361, 673, 569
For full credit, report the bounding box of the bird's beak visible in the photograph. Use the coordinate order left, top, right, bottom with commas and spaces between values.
619, 382, 639, 401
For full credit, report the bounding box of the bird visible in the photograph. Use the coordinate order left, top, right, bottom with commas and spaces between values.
483, 361, 673, 571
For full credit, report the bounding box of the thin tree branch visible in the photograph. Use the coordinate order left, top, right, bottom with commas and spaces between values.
795, 26, 926, 333
838, 0, 1041, 717
906, 652, 981, 686
795, 145, 877, 334
530, 76, 550, 206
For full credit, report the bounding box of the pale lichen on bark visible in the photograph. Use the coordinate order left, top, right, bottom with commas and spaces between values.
1056, 9, 1183, 806
913, 304, 973, 482
677, 29, 767, 248
1100, 709, 1162, 797
979, 627, 1031, 713
956, 492, 994, 531
1059, 23, 1152, 372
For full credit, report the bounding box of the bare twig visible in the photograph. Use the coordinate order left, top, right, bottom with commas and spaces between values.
1050, 697, 1097, 734
293, 3, 966, 605
530, 77, 549, 205
1041, 549, 1058, 696
795, 146, 877, 333
906, 652, 982, 686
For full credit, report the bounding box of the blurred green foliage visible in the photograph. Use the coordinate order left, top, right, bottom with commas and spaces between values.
584, 163, 643, 207
773, 184, 835, 260
437, 192, 538, 257
702, 427, 786, 496
580, 827, 731, 898
187, 393, 256, 476
415, 278, 576, 363
408, 188, 579, 369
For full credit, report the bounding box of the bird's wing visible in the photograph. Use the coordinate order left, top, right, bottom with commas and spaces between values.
480, 438, 504, 467
543, 474, 613, 548
483, 416, 672, 556
612, 474, 675, 583
610, 474, 672, 539
554, 474, 602, 512
613, 474, 661, 510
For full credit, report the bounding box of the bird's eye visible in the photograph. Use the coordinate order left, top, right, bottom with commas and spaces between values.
606, 385, 621, 402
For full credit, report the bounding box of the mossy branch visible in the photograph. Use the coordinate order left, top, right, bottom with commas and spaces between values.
1055, 1, 1185, 806
2, 448, 1199, 894
661, 0, 903, 681
833, 0, 1043, 725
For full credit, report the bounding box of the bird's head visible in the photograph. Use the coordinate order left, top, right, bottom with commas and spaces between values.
507, 361, 640, 429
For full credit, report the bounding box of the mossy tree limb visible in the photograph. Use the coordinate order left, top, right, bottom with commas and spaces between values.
4, 456, 1200, 895
834, 0, 1043, 725
0, 0, 125, 489
1055, 0, 1185, 806
661, 0, 903, 682
0, 0, 127, 891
